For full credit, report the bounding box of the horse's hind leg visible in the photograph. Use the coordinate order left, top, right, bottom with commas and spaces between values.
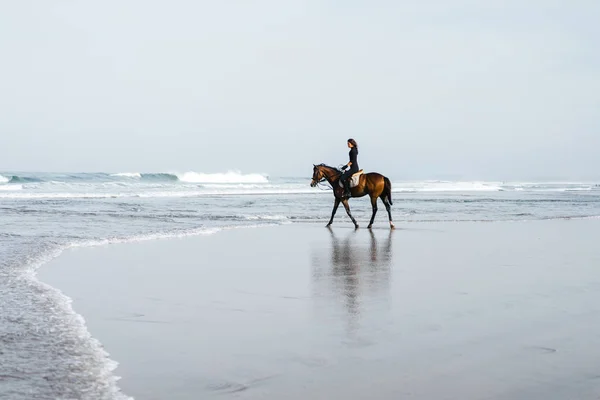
326, 198, 341, 227
342, 199, 359, 229
383, 197, 395, 229
367, 195, 378, 229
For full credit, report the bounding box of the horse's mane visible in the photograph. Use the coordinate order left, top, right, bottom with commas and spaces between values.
316, 163, 338, 170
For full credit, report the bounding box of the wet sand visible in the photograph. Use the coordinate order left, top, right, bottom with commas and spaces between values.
39, 221, 600, 399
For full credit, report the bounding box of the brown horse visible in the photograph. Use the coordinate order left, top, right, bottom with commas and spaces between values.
310, 164, 394, 229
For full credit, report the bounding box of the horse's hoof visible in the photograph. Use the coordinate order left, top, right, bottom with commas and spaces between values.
354, 225, 359, 230
325, 224, 332, 228
367, 224, 373, 229
390, 224, 395, 230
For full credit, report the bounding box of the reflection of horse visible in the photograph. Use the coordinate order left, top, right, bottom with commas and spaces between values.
310, 164, 394, 230
311, 228, 394, 334
327, 228, 393, 281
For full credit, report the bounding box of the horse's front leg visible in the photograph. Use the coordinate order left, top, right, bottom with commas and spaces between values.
342, 199, 359, 229
326, 198, 341, 227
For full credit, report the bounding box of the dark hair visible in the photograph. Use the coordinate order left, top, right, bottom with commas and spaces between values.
347, 138, 358, 150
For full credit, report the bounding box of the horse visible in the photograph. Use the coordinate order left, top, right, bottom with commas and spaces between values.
310, 163, 394, 230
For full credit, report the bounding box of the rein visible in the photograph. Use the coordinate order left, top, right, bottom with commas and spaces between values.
313, 165, 342, 191
315, 178, 333, 190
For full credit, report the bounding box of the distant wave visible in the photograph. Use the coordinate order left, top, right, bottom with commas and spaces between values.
110, 171, 268, 183
110, 172, 142, 179
0, 171, 269, 184
0, 174, 41, 184
9, 176, 42, 183
138, 173, 179, 181
1, 172, 599, 193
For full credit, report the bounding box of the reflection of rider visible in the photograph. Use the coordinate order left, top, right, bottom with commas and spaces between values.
341, 138, 359, 197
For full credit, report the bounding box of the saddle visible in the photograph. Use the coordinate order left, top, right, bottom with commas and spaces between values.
339, 169, 364, 188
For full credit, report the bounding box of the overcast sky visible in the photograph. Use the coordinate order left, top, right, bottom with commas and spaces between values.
1, 1, 598, 179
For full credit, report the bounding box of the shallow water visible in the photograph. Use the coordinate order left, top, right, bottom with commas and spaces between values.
2, 171, 600, 398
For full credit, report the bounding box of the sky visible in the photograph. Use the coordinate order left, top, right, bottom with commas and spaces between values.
0, 1, 599, 180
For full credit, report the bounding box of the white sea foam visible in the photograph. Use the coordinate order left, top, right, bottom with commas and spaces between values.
176, 170, 269, 183
28, 279, 133, 400
245, 214, 291, 222
11, 252, 134, 400
200, 183, 275, 189
1, 178, 598, 199
110, 172, 142, 178
0, 184, 22, 191
560, 187, 593, 192
0, 188, 322, 199
393, 181, 503, 192
0, 192, 128, 199
0, 174, 9, 183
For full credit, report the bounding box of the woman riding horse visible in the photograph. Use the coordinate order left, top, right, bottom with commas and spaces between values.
340, 138, 359, 197
310, 138, 394, 229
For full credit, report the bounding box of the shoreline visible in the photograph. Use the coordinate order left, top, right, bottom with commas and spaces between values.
38, 220, 600, 399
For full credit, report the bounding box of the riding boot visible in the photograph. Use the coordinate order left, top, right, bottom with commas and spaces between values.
343, 179, 351, 198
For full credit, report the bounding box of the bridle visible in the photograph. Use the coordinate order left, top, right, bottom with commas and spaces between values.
311, 164, 341, 190
315, 177, 331, 190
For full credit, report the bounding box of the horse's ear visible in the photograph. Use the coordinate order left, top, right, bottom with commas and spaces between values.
313, 164, 316, 167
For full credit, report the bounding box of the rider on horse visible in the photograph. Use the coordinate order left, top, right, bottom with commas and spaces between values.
340, 138, 359, 198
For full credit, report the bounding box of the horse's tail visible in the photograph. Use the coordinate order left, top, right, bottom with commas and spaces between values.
383, 177, 393, 205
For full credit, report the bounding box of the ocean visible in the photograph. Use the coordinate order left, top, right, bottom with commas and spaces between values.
2, 170, 600, 399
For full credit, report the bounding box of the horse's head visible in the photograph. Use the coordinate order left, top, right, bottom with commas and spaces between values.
311, 163, 340, 187
310, 164, 326, 187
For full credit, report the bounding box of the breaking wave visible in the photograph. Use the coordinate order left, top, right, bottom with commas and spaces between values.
110, 172, 142, 179
110, 171, 269, 183
1, 171, 269, 185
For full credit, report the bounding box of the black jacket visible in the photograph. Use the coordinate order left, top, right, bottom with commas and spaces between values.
348, 147, 359, 172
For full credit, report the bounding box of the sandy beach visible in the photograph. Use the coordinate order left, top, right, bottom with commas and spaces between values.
38, 221, 600, 400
